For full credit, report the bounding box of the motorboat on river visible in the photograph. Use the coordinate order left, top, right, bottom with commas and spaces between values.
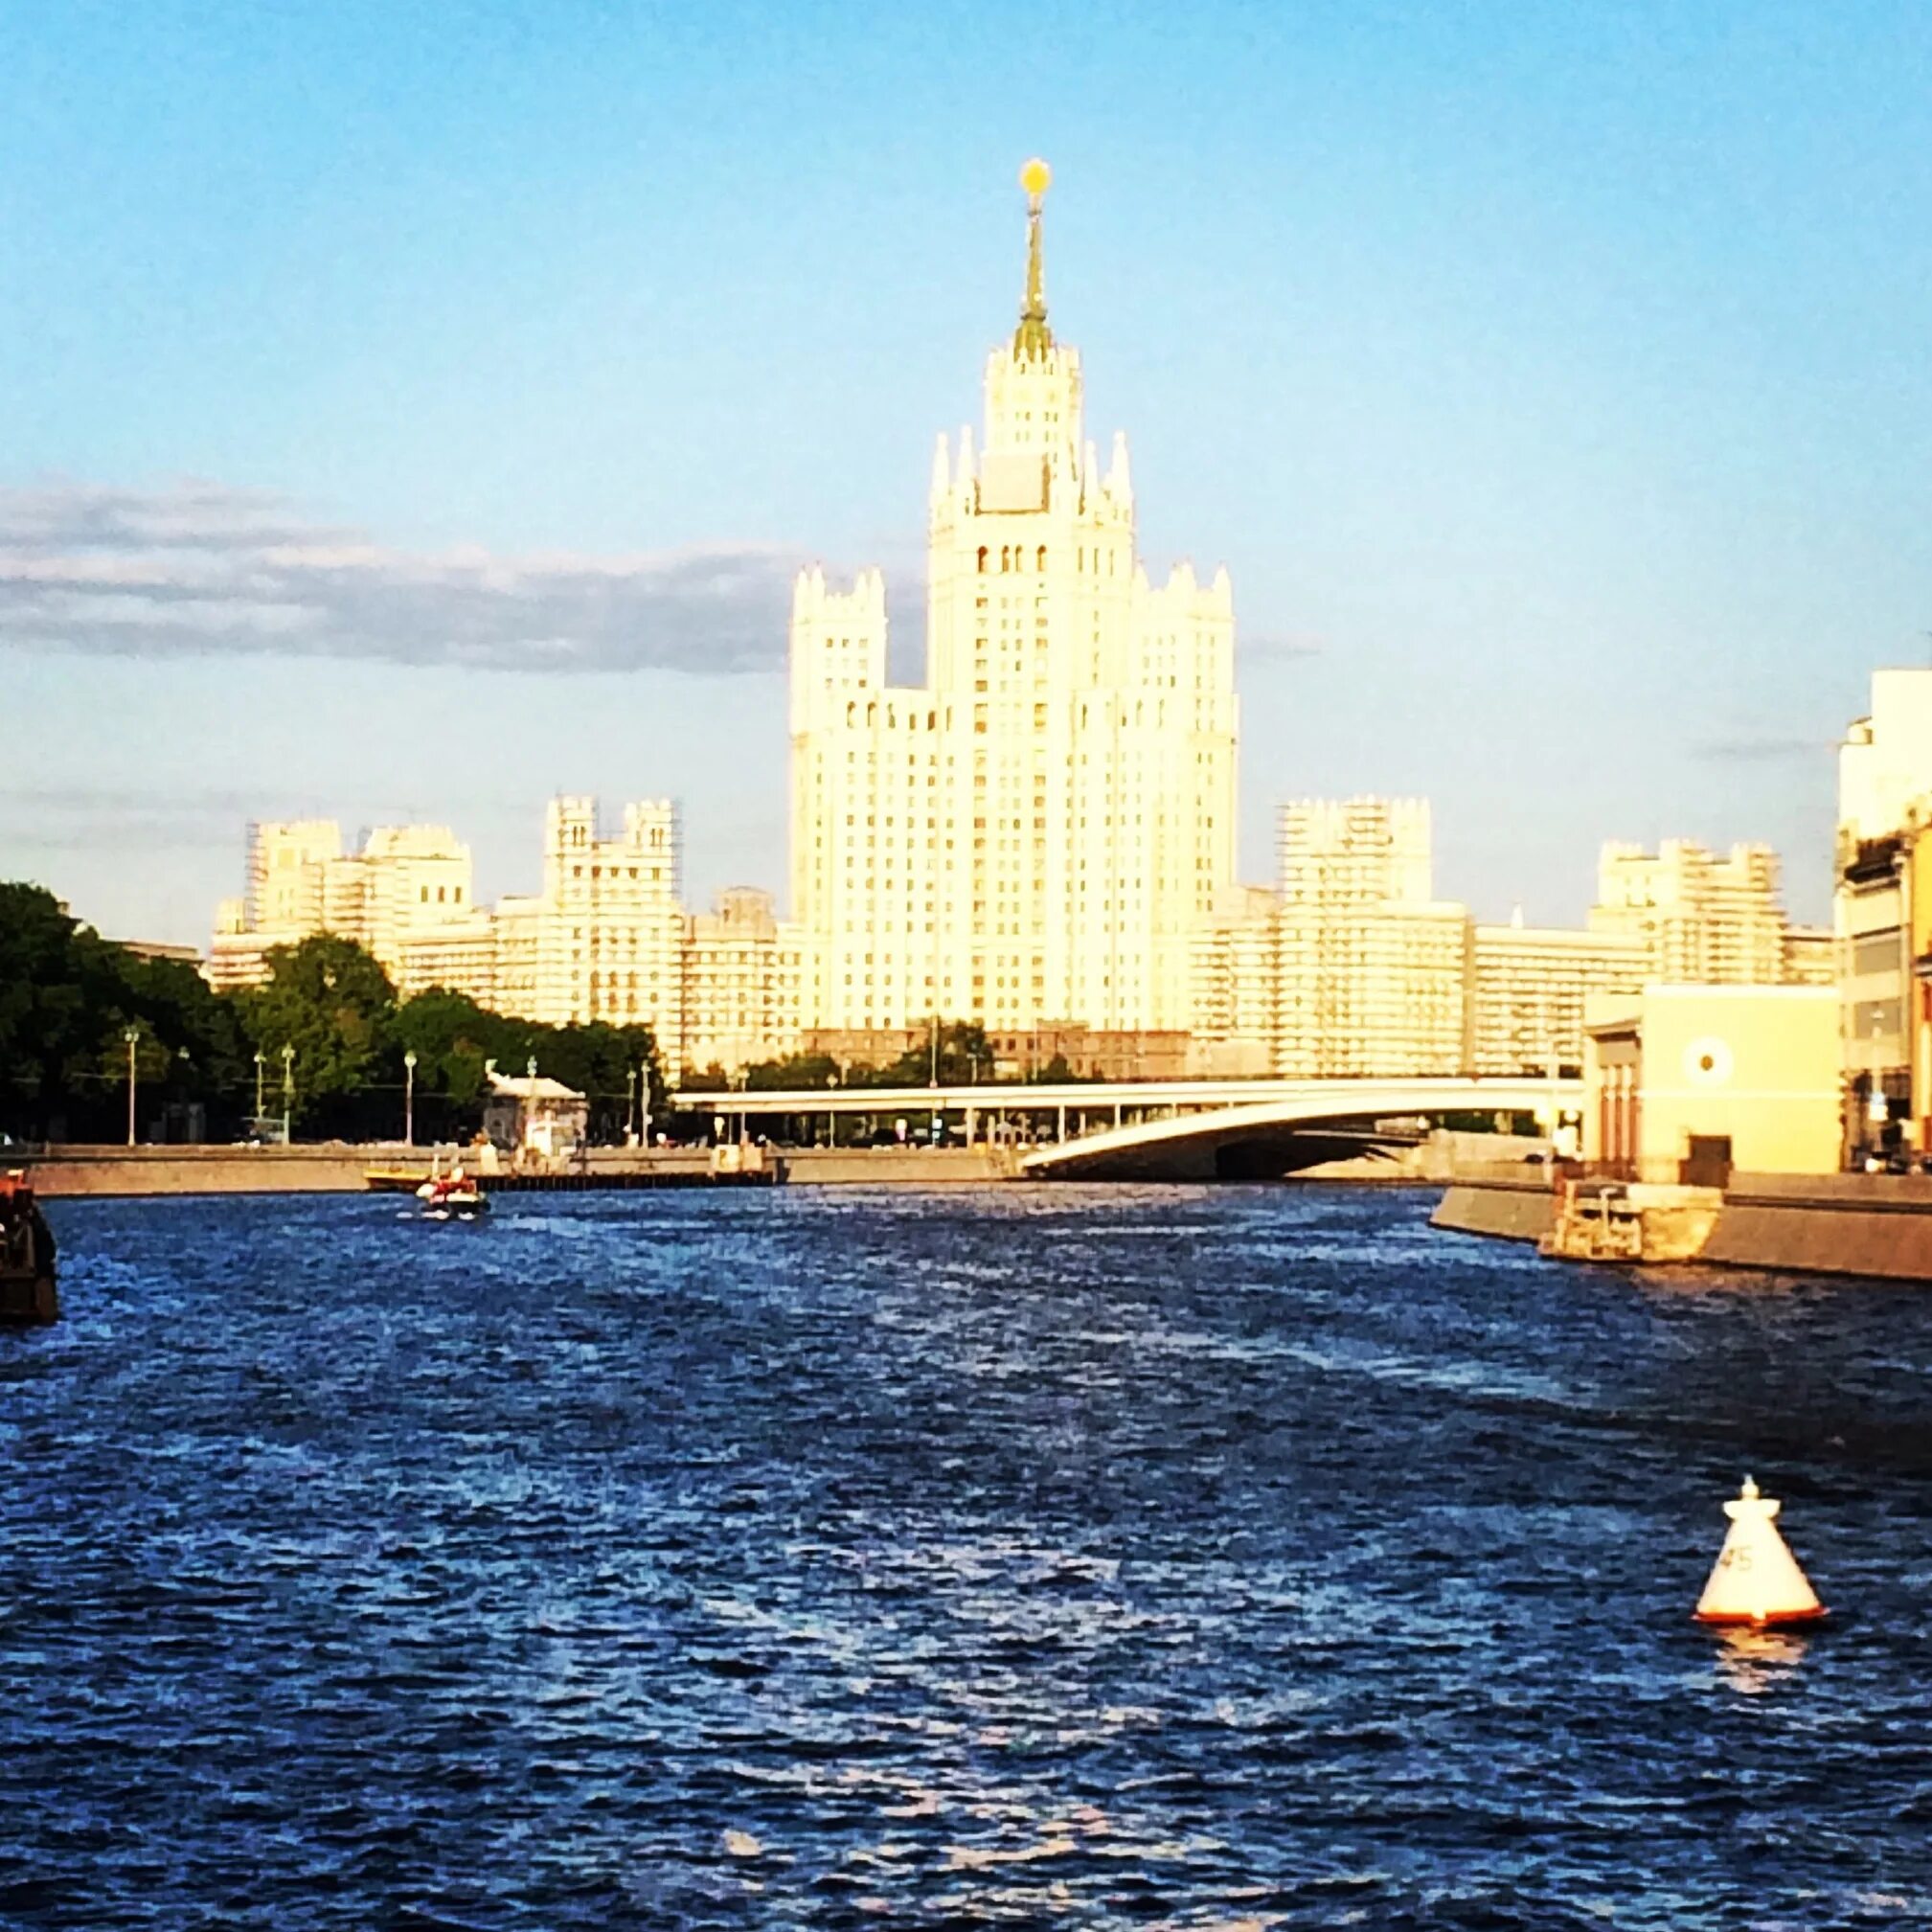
0, 1172, 58, 1325
416, 1166, 489, 1220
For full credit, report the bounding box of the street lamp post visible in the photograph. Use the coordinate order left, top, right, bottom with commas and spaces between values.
639, 1061, 652, 1149
403, 1049, 418, 1148
281, 1044, 295, 1143
253, 1049, 265, 1129
124, 1026, 140, 1147
625, 1067, 638, 1145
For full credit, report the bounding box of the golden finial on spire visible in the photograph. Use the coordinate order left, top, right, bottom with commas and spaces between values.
1014, 157, 1054, 358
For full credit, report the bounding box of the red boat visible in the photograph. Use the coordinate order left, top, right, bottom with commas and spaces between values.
0, 1172, 58, 1325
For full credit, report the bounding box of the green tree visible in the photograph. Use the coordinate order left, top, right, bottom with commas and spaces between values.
0, 883, 253, 1140
0, 883, 103, 1138
742, 1050, 841, 1091
239, 936, 398, 1135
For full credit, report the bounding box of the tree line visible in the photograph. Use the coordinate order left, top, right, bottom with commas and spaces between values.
0, 883, 665, 1146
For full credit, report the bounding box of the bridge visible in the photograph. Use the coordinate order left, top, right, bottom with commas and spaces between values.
1016, 1077, 1581, 1179
669, 1075, 1582, 1181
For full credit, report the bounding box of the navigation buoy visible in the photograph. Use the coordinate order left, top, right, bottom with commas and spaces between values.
1693, 1476, 1827, 1626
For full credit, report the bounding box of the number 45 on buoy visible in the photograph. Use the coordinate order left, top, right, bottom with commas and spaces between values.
1694, 1476, 1828, 1627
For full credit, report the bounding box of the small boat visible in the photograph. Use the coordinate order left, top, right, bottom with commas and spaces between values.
416, 1166, 489, 1219
0, 1171, 58, 1325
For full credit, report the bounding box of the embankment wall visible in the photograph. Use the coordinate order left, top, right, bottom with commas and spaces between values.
1430, 1178, 1559, 1244
21, 1142, 1011, 1197
27, 1147, 373, 1197
1700, 1172, 1932, 1282
779, 1148, 1007, 1185
1435, 1169, 1932, 1282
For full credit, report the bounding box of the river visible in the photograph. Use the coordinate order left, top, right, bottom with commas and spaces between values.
3, 1185, 1929, 1927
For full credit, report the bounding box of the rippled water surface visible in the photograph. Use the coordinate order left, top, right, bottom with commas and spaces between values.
5, 1185, 1932, 1928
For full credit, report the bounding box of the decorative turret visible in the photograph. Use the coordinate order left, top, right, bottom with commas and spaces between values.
1013, 157, 1054, 359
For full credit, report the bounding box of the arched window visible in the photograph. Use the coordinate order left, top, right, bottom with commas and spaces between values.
977, 546, 988, 573
1036, 546, 1047, 571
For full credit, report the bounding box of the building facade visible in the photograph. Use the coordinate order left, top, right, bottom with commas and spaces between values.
205, 819, 489, 998
205, 800, 691, 1050
788, 160, 1237, 1043
1583, 986, 1840, 1183
1271, 799, 1467, 1077
530, 796, 684, 1036
1834, 670, 1932, 1162
1466, 918, 1652, 1077
1187, 884, 1282, 1078
680, 887, 810, 1078
1590, 840, 1788, 985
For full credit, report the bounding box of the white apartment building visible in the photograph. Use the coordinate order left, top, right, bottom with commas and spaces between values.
1839, 668, 1932, 843
1182, 803, 1821, 1081
1466, 917, 1651, 1077
680, 887, 811, 1078
206, 819, 489, 998
205, 800, 689, 1047
1272, 799, 1467, 1077
1188, 884, 1283, 1078
1834, 670, 1932, 1155
788, 161, 1237, 1040
531, 796, 685, 1038
1590, 840, 1788, 984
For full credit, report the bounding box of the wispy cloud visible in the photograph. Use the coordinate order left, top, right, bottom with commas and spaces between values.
1242, 632, 1325, 663
0, 479, 805, 673
1693, 736, 1825, 763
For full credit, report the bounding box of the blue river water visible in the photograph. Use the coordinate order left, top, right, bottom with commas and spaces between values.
3, 1184, 1931, 1929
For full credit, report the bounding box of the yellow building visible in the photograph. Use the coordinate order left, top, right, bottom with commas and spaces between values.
1582, 985, 1839, 1182
788, 161, 1237, 1040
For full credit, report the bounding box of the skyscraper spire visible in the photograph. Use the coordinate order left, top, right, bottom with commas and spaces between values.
1013, 157, 1053, 359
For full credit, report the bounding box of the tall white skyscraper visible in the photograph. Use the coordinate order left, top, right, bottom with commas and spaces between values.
788, 160, 1238, 1038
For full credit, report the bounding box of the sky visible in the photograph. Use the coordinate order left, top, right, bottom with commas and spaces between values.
6, 0, 1932, 943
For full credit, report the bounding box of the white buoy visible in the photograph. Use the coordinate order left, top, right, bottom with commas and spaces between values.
1694, 1476, 1827, 1626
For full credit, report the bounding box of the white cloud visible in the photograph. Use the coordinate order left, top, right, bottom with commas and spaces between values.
0, 478, 806, 673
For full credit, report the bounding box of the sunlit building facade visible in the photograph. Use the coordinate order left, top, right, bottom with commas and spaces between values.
1834, 670, 1932, 1161
1271, 799, 1467, 1077
788, 160, 1237, 1042
1466, 917, 1651, 1077
679, 887, 811, 1078
204, 819, 489, 998
1590, 840, 1789, 985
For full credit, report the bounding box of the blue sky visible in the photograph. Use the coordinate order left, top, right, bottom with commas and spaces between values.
6, 0, 1931, 941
